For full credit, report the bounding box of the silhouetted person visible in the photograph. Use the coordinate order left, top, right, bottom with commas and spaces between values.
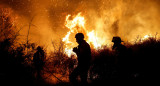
0, 39, 11, 73
69, 33, 91, 86
112, 36, 128, 81
33, 46, 45, 80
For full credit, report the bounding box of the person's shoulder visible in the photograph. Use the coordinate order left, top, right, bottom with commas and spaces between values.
120, 44, 127, 49
122, 44, 126, 48
84, 40, 90, 46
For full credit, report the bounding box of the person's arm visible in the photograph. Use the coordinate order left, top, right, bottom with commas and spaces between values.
73, 47, 78, 55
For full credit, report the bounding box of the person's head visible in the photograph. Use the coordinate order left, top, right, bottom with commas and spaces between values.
112, 36, 123, 44
75, 33, 84, 44
37, 46, 42, 51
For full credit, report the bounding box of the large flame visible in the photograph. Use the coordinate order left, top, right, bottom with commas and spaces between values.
62, 13, 104, 57
87, 30, 101, 49
62, 13, 158, 57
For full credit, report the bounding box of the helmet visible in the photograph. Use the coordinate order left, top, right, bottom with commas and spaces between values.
37, 46, 42, 50
112, 36, 123, 43
75, 33, 84, 39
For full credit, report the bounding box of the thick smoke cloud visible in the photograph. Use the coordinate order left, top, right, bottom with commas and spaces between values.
0, 0, 160, 51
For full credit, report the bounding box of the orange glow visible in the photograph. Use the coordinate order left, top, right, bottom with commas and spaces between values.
1, 0, 160, 84
62, 13, 86, 57
141, 34, 154, 41
1, 0, 159, 56
65, 13, 85, 32
143, 35, 150, 39
87, 30, 101, 49
62, 13, 106, 56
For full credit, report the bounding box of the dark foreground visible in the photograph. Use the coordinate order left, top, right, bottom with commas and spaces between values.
0, 38, 160, 86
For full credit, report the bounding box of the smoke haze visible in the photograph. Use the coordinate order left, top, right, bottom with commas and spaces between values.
1, 0, 160, 51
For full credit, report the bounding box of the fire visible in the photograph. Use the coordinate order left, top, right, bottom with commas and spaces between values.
62, 12, 104, 57
143, 35, 150, 39
65, 13, 85, 33
87, 30, 101, 49
62, 13, 86, 57
62, 31, 71, 43
142, 34, 153, 41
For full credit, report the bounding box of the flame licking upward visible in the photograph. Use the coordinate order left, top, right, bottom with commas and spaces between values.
62, 13, 86, 57
62, 13, 157, 57
65, 13, 85, 33
62, 13, 103, 57
87, 30, 101, 49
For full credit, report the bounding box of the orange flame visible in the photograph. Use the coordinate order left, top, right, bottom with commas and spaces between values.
141, 34, 154, 41
62, 13, 85, 57
87, 30, 101, 49
62, 12, 104, 57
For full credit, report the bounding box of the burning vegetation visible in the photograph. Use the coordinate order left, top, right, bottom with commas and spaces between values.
63, 12, 106, 57
0, 0, 160, 85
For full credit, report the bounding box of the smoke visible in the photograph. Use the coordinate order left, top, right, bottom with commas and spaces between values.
0, 0, 160, 51
85, 0, 160, 43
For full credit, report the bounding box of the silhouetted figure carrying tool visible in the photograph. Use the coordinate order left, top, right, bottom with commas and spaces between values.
33, 46, 45, 80
69, 33, 91, 86
112, 36, 129, 81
